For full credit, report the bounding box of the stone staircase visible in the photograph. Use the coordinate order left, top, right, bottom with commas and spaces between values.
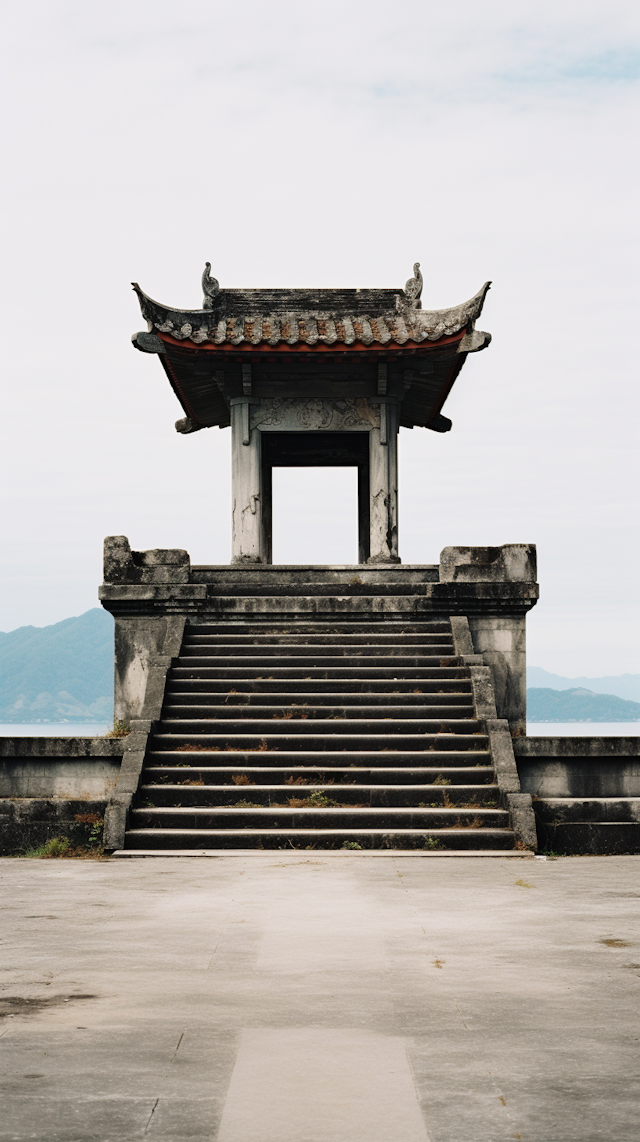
121, 619, 525, 852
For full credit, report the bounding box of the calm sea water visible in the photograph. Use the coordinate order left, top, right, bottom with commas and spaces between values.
526, 722, 639, 737
0, 722, 637, 738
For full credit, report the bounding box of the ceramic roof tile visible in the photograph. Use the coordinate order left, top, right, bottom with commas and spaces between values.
132, 281, 491, 350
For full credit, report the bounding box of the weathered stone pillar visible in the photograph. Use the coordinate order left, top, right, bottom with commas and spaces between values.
99, 537, 191, 724
231, 400, 263, 563
467, 616, 527, 736
368, 403, 399, 563
440, 544, 537, 736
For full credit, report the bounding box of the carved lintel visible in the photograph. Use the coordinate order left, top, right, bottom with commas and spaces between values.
377, 363, 388, 396
250, 397, 381, 433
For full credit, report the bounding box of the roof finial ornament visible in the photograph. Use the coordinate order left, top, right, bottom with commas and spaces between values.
202, 262, 220, 309
404, 262, 423, 309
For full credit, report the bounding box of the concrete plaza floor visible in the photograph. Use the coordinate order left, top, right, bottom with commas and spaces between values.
1, 854, 639, 1142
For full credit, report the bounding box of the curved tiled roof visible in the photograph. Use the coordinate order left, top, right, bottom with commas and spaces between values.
132, 282, 491, 349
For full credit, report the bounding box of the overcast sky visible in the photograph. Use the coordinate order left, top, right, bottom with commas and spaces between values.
1, 0, 638, 675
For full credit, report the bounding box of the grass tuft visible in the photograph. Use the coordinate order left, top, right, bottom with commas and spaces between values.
104, 720, 130, 738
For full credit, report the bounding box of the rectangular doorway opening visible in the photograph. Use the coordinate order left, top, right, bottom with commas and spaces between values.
271, 468, 359, 565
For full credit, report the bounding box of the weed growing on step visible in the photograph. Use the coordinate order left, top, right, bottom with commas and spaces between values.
432, 775, 451, 786
424, 838, 442, 850
342, 841, 362, 850
104, 720, 130, 738
232, 774, 255, 786
230, 801, 263, 808
280, 791, 341, 808
307, 790, 339, 807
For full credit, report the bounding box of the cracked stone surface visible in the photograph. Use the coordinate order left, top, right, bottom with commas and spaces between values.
0, 854, 639, 1141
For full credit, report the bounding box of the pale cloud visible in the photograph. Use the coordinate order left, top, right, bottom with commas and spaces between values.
0, 0, 638, 674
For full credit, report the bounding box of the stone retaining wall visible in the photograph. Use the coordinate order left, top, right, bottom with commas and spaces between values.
0, 737, 125, 854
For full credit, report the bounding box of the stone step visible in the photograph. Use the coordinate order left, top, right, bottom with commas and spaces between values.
169, 667, 468, 681
123, 827, 516, 851
160, 704, 475, 720
180, 642, 455, 658
185, 619, 451, 634
181, 632, 454, 646
148, 733, 488, 753
145, 750, 491, 767
166, 679, 473, 695
155, 718, 479, 736
175, 654, 461, 669
163, 691, 474, 707
139, 784, 501, 807
142, 765, 496, 785
131, 806, 508, 828
113, 849, 534, 858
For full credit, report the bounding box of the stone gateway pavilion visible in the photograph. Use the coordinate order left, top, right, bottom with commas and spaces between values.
92, 262, 544, 854
1, 263, 638, 859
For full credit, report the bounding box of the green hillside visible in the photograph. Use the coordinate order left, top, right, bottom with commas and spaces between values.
0, 609, 114, 723
527, 667, 640, 702
527, 687, 640, 723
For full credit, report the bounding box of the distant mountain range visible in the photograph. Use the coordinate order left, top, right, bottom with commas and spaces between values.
1, 609, 638, 725
527, 687, 640, 723
0, 609, 114, 723
527, 667, 640, 703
